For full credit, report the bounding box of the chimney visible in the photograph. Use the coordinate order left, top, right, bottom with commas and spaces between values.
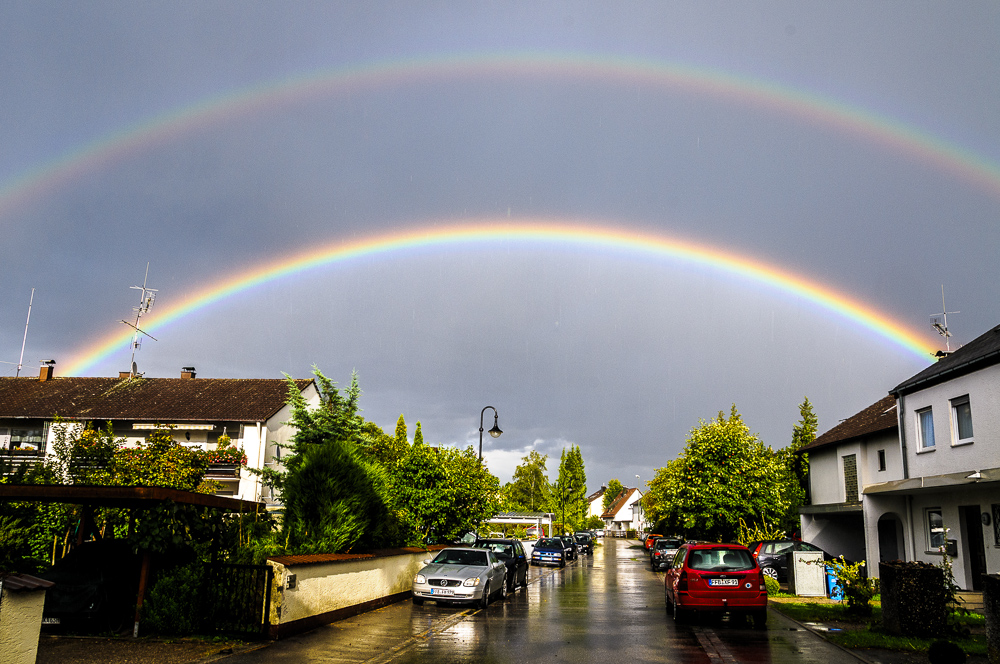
119, 371, 132, 379
39, 360, 55, 382
181, 367, 197, 379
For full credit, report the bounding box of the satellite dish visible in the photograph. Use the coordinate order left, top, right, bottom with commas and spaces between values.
132, 361, 138, 376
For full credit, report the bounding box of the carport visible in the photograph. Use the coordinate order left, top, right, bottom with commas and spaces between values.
0, 485, 264, 635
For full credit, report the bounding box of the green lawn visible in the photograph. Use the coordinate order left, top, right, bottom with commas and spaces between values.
769, 601, 987, 657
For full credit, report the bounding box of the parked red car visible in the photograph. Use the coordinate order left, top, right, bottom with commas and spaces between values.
643, 533, 663, 550
663, 541, 767, 628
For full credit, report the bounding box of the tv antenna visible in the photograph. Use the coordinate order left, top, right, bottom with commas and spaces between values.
930, 285, 959, 353
1, 288, 34, 376
120, 263, 158, 377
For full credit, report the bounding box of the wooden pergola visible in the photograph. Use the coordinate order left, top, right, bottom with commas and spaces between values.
0, 484, 264, 636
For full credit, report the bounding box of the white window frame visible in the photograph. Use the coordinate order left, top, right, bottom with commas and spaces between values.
950, 395, 974, 447
877, 449, 886, 472
926, 508, 946, 552
916, 407, 936, 451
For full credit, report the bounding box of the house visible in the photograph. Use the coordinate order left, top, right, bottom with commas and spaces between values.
586, 486, 606, 520
798, 394, 899, 565
601, 487, 643, 535
801, 322, 1000, 590
0, 364, 318, 505
874, 323, 1000, 591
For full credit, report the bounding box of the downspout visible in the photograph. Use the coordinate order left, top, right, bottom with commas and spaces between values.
256, 422, 264, 502
896, 391, 916, 558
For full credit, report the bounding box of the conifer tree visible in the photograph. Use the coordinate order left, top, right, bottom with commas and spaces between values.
395, 414, 408, 447
413, 421, 424, 446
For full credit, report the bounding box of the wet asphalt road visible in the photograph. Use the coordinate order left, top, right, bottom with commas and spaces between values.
229, 538, 865, 664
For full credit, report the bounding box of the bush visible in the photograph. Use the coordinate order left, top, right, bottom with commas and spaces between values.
764, 575, 780, 596
142, 563, 206, 635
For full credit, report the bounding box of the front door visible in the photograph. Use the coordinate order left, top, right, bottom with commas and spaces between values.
960, 505, 987, 591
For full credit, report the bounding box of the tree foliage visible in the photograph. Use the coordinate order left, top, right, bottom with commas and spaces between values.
552, 446, 587, 531
505, 451, 550, 512
602, 478, 625, 512
775, 397, 816, 533
644, 406, 790, 542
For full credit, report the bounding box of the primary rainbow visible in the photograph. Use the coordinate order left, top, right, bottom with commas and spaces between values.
63, 219, 936, 376
3, 51, 1000, 220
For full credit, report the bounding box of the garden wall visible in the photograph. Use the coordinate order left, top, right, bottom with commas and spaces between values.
265, 545, 447, 639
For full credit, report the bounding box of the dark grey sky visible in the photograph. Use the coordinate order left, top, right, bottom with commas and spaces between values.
1, 2, 998, 488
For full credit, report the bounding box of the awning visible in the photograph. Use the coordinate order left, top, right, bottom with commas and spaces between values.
863, 466, 1000, 495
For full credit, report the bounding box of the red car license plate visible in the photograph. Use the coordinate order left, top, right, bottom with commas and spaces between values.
709, 578, 739, 586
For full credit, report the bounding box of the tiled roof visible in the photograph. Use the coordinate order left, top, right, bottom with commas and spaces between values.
601, 487, 638, 519
0, 573, 54, 592
586, 488, 605, 502
0, 376, 313, 423
892, 322, 1000, 396
800, 395, 897, 453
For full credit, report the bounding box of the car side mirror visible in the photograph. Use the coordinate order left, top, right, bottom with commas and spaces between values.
422, 559, 430, 565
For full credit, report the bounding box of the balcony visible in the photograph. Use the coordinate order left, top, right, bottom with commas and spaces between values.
205, 463, 241, 480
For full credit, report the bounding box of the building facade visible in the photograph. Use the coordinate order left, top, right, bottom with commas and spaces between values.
0, 365, 318, 505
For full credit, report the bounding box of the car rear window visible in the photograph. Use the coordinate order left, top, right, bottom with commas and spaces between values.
686, 548, 755, 571
474, 542, 513, 557
655, 538, 682, 549
537, 538, 563, 548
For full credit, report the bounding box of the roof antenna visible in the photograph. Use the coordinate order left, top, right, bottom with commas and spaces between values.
2, 288, 34, 376
120, 263, 158, 378
930, 285, 959, 355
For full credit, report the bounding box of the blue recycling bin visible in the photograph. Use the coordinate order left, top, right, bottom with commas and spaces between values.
826, 568, 843, 600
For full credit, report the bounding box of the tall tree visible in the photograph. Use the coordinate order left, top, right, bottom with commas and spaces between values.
644, 405, 789, 542
602, 478, 625, 512
775, 397, 816, 533
552, 446, 588, 530
413, 421, 424, 446
394, 414, 408, 447
506, 451, 550, 512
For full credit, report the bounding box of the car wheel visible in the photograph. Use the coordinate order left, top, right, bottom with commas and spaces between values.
673, 601, 692, 624
761, 566, 779, 581
499, 576, 507, 600
559, 559, 565, 569
478, 583, 490, 609
506, 573, 515, 595
520, 569, 528, 588
412, 594, 424, 606
752, 610, 767, 630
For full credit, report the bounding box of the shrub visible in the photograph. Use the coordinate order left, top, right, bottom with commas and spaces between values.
142, 563, 206, 635
818, 556, 879, 616
764, 575, 780, 597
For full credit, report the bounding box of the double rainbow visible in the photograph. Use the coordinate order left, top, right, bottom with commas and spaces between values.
63, 219, 936, 376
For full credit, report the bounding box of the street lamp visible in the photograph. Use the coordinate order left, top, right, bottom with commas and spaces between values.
478, 406, 502, 462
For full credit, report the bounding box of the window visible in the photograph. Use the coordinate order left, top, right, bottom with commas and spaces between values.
9, 427, 44, 455
993, 505, 1000, 546
916, 408, 936, 449
877, 449, 887, 472
843, 454, 858, 502
950, 396, 974, 445
927, 509, 945, 550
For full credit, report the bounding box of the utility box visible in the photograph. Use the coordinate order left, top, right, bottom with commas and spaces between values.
787, 550, 825, 597
0, 574, 54, 664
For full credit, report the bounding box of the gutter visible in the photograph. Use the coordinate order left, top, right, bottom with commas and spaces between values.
897, 393, 909, 480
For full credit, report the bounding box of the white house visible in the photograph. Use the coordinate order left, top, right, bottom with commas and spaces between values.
0, 365, 319, 505
801, 322, 1000, 590
601, 487, 643, 534
586, 486, 606, 520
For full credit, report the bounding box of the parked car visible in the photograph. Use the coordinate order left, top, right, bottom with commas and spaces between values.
573, 533, 593, 555
530, 537, 567, 568
559, 535, 579, 560
663, 541, 767, 628
643, 533, 663, 550
650, 537, 683, 571
473, 538, 529, 593
745, 539, 834, 582
411, 547, 507, 608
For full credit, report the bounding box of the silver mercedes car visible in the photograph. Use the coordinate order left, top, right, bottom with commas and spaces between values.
411, 547, 508, 607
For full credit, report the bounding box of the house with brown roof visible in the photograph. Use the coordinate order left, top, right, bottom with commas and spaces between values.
798, 394, 900, 566
601, 487, 643, 535
586, 486, 606, 520
801, 321, 1000, 589
0, 364, 317, 505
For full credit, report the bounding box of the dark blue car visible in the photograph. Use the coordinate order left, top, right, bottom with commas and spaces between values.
530, 537, 566, 568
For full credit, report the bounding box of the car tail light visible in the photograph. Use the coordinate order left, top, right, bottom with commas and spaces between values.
677, 569, 688, 591
759, 571, 766, 592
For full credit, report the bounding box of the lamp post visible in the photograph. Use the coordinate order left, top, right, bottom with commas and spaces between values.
478, 406, 502, 462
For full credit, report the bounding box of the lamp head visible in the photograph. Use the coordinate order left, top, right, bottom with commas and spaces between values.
488, 423, 503, 438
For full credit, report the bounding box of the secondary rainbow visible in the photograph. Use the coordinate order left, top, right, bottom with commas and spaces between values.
63, 219, 936, 376
4, 51, 1000, 221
